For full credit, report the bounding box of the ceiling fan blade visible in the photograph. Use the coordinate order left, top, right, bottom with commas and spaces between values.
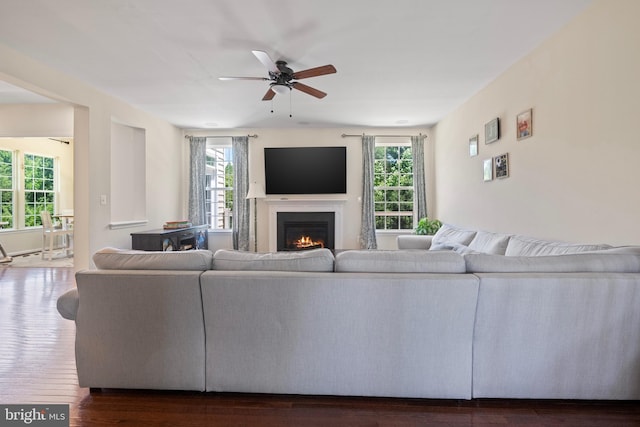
292, 64, 337, 80
262, 88, 276, 101
291, 82, 327, 99
218, 76, 268, 81
252, 50, 279, 74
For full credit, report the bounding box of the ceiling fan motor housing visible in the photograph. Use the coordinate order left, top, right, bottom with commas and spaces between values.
271, 61, 294, 87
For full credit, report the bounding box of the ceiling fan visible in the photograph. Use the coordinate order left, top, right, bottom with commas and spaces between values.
219, 50, 336, 101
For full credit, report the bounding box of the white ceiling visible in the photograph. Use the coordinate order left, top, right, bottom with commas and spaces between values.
0, 0, 593, 130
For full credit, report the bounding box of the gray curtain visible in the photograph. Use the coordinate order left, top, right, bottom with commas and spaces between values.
411, 135, 427, 221
359, 135, 377, 249
188, 136, 207, 226
232, 136, 250, 251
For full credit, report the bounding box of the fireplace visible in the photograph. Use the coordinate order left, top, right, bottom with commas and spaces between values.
266, 198, 345, 252
277, 212, 335, 251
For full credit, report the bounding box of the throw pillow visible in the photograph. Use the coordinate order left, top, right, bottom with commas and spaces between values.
505, 235, 611, 256
468, 231, 511, 255
430, 223, 477, 249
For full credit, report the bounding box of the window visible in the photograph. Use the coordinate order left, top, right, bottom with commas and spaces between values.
374, 141, 414, 231
24, 153, 56, 227
0, 150, 14, 229
0, 139, 64, 231
205, 141, 233, 230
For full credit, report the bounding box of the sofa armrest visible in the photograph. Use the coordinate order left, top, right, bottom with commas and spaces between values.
397, 235, 433, 250
57, 288, 79, 320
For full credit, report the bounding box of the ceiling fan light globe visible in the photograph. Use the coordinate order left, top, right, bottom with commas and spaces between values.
272, 84, 290, 95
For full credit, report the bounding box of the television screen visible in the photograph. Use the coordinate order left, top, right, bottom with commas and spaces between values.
264, 147, 347, 195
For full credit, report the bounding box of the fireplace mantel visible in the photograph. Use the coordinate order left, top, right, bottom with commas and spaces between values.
265, 197, 346, 252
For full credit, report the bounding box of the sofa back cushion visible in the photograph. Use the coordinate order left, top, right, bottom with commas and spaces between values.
505, 235, 611, 256
430, 223, 477, 250
335, 249, 466, 273
93, 247, 213, 270
396, 235, 433, 250
465, 252, 640, 273
213, 248, 335, 272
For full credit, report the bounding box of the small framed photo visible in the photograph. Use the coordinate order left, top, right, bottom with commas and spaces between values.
485, 117, 500, 144
495, 153, 509, 179
483, 158, 493, 182
517, 108, 533, 140
469, 134, 479, 157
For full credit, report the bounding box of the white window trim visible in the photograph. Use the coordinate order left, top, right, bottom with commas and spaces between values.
373, 138, 416, 231
205, 138, 233, 231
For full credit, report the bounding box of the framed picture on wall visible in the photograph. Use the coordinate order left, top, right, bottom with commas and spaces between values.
517, 108, 533, 140
495, 153, 509, 178
485, 118, 500, 144
483, 158, 493, 182
469, 134, 479, 157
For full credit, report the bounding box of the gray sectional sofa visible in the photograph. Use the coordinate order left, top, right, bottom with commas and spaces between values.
57, 224, 640, 400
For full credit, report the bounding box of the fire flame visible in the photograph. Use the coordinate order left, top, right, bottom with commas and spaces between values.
294, 236, 324, 249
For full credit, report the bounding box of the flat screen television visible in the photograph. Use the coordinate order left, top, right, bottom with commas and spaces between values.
264, 146, 347, 195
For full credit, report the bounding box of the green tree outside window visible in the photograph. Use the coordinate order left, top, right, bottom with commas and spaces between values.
0, 150, 13, 228
373, 144, 414, 230
24, 154, 55, 227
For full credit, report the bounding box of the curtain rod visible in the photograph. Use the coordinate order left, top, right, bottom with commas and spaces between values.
184, 134, 258, 139
341, 133, 427, 138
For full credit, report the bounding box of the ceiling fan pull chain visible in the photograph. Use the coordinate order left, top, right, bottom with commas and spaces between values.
289, 89, 293, 118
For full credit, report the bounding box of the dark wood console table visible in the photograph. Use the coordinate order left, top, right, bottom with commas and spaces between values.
131, 225, 209, 251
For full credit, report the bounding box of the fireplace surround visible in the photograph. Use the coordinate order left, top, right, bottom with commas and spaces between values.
266, 198, 346, 252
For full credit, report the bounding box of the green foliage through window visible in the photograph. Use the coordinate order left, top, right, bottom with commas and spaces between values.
24, 154, 56, 227
374, 144, 414, 230
0, 150, 13, 228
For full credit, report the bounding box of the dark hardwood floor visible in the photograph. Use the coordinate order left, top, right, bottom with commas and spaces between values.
2, 266, 640, 426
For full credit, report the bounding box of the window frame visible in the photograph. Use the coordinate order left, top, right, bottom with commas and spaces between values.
373, 138, 415, 232
23, 152, 57, 228
205, 138, 234, 231
0, 149, 15, 230
0, 148, 59, 231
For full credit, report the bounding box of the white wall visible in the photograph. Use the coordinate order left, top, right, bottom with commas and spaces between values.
0, 43, 184, 269
433, 0, 640, 245
188, 127, 432, 251
0, 104, 73, 137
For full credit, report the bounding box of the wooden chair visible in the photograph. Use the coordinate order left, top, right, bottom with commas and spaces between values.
41, 211, 73, 260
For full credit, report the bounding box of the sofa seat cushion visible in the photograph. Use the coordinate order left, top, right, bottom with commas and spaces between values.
465, 252, 640, 273
335, 249, 466, 273
430, 223, 477, 250
213, 248, 335, 272
93, 247, 213, 270
468, 231, 511, 255
505, 235, 611, 256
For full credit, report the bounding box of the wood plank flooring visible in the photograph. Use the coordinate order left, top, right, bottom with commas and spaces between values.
2, 266, 640, 426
